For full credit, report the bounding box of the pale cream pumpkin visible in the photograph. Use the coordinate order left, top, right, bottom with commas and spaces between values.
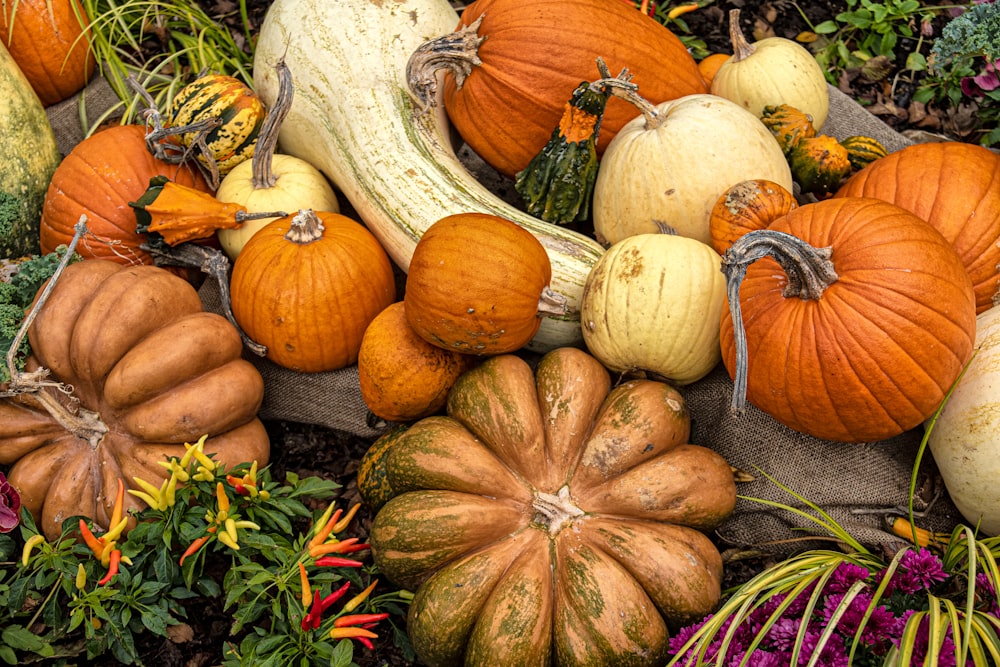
580, 232, 726, 385
592, 93, 792, 246
215, 60, 339, 260
927, 305, 1000, 535
710, 9, 830, 130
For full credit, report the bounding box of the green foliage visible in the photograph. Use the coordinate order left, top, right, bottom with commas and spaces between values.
2, 449, 413, 666
0, 247, 81, 382
931, 1, 1000, 64
804, 0, 944, 83
0, 192, 19, 241
78, 0, 256, 128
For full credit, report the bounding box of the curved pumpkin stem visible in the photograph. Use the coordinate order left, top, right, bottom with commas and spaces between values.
727, 9, 756, 62
721, 228, 838, 412
406, 15, 486, 112
3, 217, 109, 448
252, 58, 294, 190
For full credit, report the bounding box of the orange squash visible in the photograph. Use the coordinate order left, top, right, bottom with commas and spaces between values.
0, 0, 94, 106
230, 209, 396, 373
403, 213, 567, 355
411, 0, 707, 178
709, 179, 798, 255
39, 124, 210, 266
358, 302, 477, 423
835, 141, 1000, 314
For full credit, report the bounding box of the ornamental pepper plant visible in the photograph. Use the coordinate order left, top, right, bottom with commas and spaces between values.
1, 437, 413, 666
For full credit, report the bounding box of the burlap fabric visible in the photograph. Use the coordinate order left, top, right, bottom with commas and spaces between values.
48, 80, 964, 553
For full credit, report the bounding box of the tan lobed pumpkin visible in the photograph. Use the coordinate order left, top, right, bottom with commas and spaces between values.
367, 347, 737, 666
0, 259, 269, 540
592, 93, 792, 247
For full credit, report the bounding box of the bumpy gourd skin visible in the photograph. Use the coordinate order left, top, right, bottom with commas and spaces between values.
368, 347, 736, 667
0, 260, 269, 540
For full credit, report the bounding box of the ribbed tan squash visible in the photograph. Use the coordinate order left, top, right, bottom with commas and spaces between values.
368, 347, 736, 667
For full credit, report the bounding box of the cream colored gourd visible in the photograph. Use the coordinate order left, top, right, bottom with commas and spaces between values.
592, 93, 792, 246
711, 9, 829, 130
581, 232, 726, 385
252, 0, 605, 352
216, 60, 339, 260
927, 305, 1000, 535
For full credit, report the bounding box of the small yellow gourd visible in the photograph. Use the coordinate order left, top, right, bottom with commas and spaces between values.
215, 60, 339, 260
711, 9, 830, 130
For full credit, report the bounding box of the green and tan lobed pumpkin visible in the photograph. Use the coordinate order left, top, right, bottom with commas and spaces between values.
365, 347, 736, 666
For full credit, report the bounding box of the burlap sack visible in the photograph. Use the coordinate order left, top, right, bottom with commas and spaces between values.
48, 81, 964, 553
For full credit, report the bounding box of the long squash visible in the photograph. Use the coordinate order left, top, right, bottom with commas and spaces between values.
252, 0, 605, 351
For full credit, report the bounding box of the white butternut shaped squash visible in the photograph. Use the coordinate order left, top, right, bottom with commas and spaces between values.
252, 0, 605, 351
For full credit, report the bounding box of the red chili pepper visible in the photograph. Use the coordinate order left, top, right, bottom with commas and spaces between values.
355, 636, 374, 650
301, 580, 352, 631
314, 556, 364, 568
98, 549, 121, 585
333, 612, 389, 628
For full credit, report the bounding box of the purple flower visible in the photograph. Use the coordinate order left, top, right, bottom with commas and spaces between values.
899, 549, 950, 590
975, 573, 1000, 615
0, 472, 21, 533
827, 562, 872, 594
961, 59, 1000, 97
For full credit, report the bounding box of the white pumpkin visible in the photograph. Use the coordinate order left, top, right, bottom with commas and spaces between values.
580, 232, 726, 385
927, 305, 1000, 535
710, 9, 830, 129
216, 59, 340, 260
592, 93, 792, 247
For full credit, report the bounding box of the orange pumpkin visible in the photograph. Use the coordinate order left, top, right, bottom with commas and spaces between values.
720, 197, 977, 443
0, 0, 94, 106
39, 124, 210, 266
403, 213, 566, 355
358, 301, 478, 423
709, 179, 798, 255
230, 209, 396, 373
422, 0, 707, 177
834, 141, 1000, 314
697, 52, 730, 88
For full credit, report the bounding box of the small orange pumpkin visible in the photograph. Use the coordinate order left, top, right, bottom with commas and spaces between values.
230, 209, 396, 373
709, 179, 798, 255
403, 213, 567, 355
697, 52, 730, 88
358, 302, 478, 423
0, 0, 94, 106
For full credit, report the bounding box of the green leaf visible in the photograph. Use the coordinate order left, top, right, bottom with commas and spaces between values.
906, 52, 927, 72
813, 20, 839, 34
0, 645, 17, 665
1, 625, 52, 653
0, 535, 14, 561
330, 638, 354, 667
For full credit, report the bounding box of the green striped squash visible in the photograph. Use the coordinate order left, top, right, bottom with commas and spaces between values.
0, 41, 62, 258
367, 348, 736, 667
167, 74, 265, 176
840, 134, 889, 172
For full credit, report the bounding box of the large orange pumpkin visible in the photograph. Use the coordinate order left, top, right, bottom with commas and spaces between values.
720, 197, 976, 443
0, 0, 94, 106
424, 0, 706, 178
834, 142, 1000, 314
40, 124, 210, 266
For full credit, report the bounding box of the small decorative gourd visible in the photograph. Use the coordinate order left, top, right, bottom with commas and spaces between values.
403, 213, 567, 355
789, 135, 852, 197
835, 141, 1000, 314
709, 179, 797, 255
230, 209, 396, 372
839, 135, 888, 171
358, 302, 477, 423
760, 104, 817, 156
592, 92, 792, 246
368, 347, 737, 666
711, 9, 830, 130
720, 197, 977, 443
215, 60, 339, 260
581, 230, 726, 385
0, 259, 270, 540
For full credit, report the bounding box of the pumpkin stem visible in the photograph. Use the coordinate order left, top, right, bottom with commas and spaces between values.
600, 70, 665, 131
727, 9, 756, 62
2, 217, 110, 447
532, 485, 585, 535
406, 15, 486, 113
251, 59, 294, 189
721, 228, 838, 412
284, 209, 325, 244
537, 286, 569, 318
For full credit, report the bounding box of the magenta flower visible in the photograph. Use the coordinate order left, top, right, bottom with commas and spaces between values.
0, 472, 21, 533
961, 59, 1000, 97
